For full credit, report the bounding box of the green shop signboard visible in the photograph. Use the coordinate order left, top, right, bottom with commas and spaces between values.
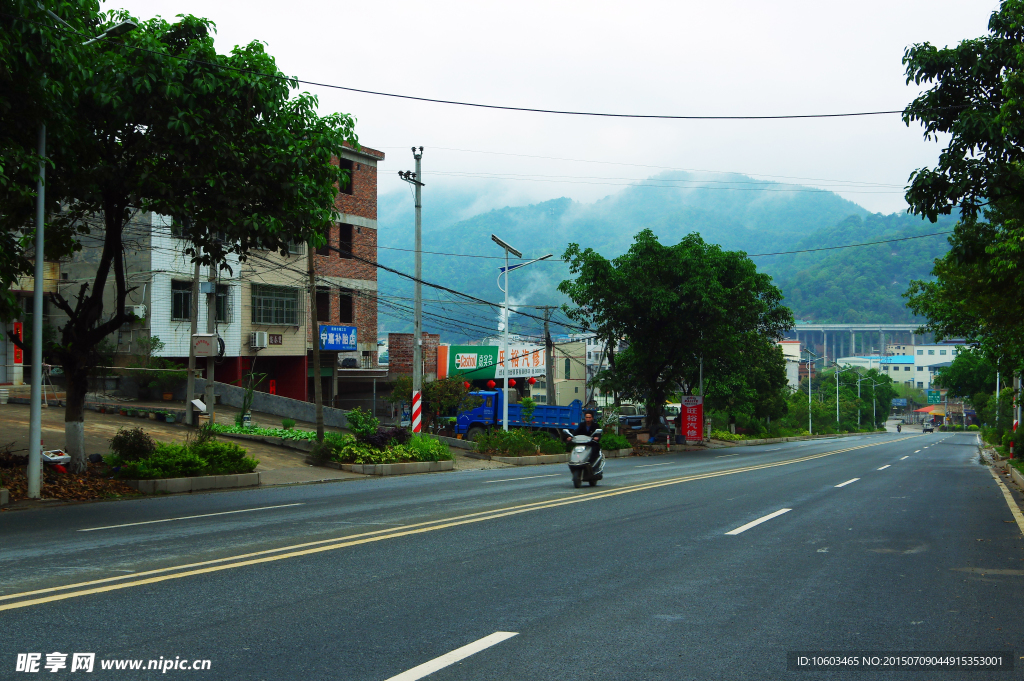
438, 344, 546, 380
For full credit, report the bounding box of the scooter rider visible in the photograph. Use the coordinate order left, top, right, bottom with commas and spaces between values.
567, 410, 601, 462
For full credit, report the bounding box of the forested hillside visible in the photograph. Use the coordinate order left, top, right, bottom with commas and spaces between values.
375, 174, 951, 338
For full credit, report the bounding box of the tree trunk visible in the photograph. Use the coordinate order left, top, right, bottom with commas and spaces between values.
63, 358, 89, 474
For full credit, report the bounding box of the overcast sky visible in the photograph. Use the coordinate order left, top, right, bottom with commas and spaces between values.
113, 0, 1000, 214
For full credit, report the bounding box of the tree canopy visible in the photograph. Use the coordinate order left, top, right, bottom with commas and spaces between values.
1, 0, 358, 471
902, 0, 1024, 371
558, 229, 793, 427
932, 346, 997, 397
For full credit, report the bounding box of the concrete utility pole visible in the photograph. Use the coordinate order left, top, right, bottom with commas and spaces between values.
540, 306, 556, 406
308, 246, 324, 442
205, 263, 217, 424
184, 258, 200, 426
399, 148, 424, 435
996, 371, 1000, 428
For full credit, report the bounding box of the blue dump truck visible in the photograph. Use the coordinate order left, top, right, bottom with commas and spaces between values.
455, 390, 584, 441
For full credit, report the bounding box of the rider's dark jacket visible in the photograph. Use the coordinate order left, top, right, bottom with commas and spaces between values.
572, 421, 601, 440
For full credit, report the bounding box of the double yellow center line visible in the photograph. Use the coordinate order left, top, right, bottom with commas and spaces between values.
0, 435, 917, 612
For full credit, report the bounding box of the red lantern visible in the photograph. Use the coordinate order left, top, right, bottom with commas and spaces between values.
509, 379, 516, 387
487, 380, 496, 389
528, 377, 536, 385
463, 381, 471, 389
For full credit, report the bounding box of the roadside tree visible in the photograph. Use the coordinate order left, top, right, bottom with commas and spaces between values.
902, 0, 1024, 371
3, 4, 357, 472
559, 229, 793, 430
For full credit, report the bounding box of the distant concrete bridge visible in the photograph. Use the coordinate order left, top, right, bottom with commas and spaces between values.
782, 323, 931, 364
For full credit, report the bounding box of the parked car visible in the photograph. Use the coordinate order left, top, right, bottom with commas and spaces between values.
922, 423, 934, 433
618, 404, 645, 430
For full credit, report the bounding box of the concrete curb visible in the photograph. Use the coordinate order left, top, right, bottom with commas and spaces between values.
428, 434, 477, 451
709, 433, 877, 448
1010, 465, 1024, 490
491, 453, 570, 465
305, 458, 454, 476
0, 488, 8, 506
605, 448, 634, 458
123, 472, 261, 494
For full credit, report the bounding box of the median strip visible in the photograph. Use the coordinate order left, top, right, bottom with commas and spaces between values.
0, 435, 919, 612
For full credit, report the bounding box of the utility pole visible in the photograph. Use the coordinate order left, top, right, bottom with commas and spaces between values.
996, 370, 1000, 428
308, 246, 324, 442
539, 306, 556, 406
205, 263, 217, 424
184, 257, 200, 426
399, 149, 424, 435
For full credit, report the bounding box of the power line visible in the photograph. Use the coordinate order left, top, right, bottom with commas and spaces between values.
9, 10, 962, 124
379, 146, 906, 188
747, 231, 952, 257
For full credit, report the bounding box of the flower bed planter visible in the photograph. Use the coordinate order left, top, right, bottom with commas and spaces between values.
122, 472, 261, 494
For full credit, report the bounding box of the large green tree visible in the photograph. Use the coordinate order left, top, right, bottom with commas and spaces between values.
3, 1, 357, 471
559, 229, 793, 429
932, 346, 997, 397
902, 0, 1024, 372
0, 0, 95, 321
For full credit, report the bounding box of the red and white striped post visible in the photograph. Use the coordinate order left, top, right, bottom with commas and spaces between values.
412, 390, 422, 434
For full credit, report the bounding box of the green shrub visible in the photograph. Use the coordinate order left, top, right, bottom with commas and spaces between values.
282, 418, 296, 430
190, 440, 258, 475
407, 436, 454, 461
309, 440, 336, 464
115, 443, 206, 479
600, 432, 630, 451
710, 429, 743, 441
110, 438, 258, 479
346, 407, 380, 440
109, 427, 156, 461
968, 424, 980, 431
476, 429, 536, 456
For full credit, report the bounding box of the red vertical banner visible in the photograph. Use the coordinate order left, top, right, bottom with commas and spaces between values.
681, 395, 703, 441
12, 322, 22, 364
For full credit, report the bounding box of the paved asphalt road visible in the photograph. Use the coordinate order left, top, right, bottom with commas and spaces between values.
2, 432, 1023, 680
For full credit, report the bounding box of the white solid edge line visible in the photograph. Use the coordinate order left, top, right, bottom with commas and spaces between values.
900, 456, 909, 460
877, 465, 891, 470
834, 478, 860, 488
725, 508, 792, 535
483, 474, 559, 484
77, 503, 305, 532
715, 453, 740, 458
635, 462, 675, 468
384, 632, 518, 681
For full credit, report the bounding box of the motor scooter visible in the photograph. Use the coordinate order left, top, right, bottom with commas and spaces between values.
563, 428, 604, 488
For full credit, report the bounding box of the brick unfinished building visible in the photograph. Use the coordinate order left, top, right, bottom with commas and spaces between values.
387, 333, 440, 382
308, 143, 388, 406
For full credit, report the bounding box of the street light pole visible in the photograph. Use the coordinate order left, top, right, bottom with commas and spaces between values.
491, 234, 550, 431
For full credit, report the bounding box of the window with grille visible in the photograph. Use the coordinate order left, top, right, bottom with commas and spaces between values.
216, 284, 231, 323
252, 285, 299, 325
171, 281, 192, 320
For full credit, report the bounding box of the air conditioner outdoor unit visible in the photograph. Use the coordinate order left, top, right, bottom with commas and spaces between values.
129, 305, 147, 320
249, 331, 268, 349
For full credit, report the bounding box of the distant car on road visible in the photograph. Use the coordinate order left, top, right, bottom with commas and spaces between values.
922, 423, 934, 433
